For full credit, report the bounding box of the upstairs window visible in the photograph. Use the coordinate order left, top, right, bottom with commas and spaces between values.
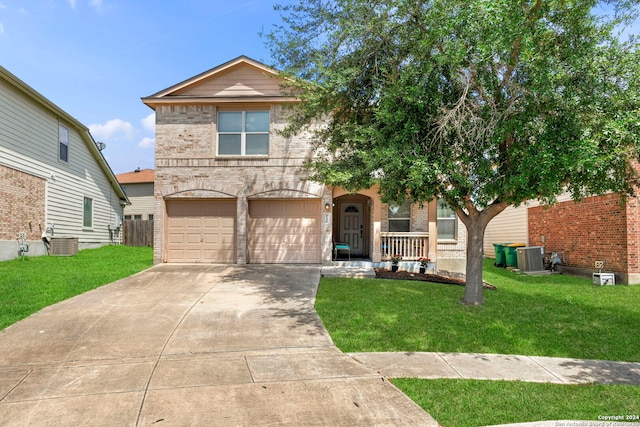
218, 111, 269, 156
59, 124, 69, 162
437, 200, 457, 240
388, 200, 411, 232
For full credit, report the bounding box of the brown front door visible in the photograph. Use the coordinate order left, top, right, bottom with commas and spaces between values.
340, 202, 364, 256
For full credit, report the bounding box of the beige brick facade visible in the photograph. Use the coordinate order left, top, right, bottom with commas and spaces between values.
142, 56, 463, 272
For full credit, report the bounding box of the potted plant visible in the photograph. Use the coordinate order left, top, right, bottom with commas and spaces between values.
390, 254, 402, 272
418, 257, 431, 274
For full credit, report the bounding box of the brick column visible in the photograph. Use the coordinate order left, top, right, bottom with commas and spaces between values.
236, 195, 248, 264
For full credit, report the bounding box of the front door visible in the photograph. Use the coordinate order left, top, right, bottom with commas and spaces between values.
340, 202, 364, 256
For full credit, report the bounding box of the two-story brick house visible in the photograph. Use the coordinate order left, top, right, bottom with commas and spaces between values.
142, 56, 466, 272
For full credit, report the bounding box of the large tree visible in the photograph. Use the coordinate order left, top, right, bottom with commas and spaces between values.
267, 0, 640, 304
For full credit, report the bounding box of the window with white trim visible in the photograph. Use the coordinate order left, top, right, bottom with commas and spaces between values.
437, 200, 457, 240
83, 196, 93, 228
59, 124, 69, 162
217, 111, 269, 155
388, 200, 411, 232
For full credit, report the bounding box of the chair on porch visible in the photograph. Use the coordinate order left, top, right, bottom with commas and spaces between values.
333, 239, 351, 261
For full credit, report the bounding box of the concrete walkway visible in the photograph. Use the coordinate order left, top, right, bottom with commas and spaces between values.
0, 264, 436, 426
349, 352, 640, 385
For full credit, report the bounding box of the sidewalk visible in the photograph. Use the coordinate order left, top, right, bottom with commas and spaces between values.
349, 352, 640, 385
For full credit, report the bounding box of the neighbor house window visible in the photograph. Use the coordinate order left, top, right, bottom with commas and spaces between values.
83, 196, 93, 228
124, 215, 132, 220
217, 111, 269, 155
437, 200, 457, 240
148, 214, 154, 221
134, 214, 142, 220
59, 124, 69, 162
388, 200, 411, 232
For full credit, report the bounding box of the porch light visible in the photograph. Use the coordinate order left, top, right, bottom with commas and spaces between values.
324, 203, 331, 211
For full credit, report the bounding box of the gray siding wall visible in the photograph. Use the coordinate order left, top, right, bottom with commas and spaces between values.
123, 183, 154, 219
0, 73, 123, 260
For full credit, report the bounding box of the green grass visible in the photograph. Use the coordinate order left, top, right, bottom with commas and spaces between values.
315, 258, 640, 362
316, 260, 640, 426
0, 245, 153, 330
392, 378, 640, 427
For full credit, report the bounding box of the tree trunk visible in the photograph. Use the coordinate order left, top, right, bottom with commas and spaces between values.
461, 218, 487, 305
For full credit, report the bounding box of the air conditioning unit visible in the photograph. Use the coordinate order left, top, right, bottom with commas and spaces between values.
516, 246, 545, 272
593, 273, 615, 285
51, 237, 79, 256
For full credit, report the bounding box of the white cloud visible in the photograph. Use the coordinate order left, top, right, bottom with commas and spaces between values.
89, 119, 135, 141
138, 137, 155, 149
0, 23, 4, 35
141, 113, 155, 132
68, 0, 76, 9
89, 0, 102, 11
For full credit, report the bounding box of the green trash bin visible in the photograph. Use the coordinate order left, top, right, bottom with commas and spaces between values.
505, 243, 526, 268
493, 243, 511, 267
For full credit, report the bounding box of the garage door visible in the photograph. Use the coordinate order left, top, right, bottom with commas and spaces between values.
166, 200, 236, 263
248, 199, 321, 263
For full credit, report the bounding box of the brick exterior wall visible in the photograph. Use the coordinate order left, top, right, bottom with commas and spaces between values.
153, 103, 329, 264
0, 165, 46, 240
528, 193, 639, 275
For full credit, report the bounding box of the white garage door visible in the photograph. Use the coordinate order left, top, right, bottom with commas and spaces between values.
248, 199, 321, 263
166, 200, 236, 263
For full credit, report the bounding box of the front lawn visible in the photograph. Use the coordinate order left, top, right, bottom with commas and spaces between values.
0, 245, 153, 330
315, 258, 640, 362
315, 260, 640, 426
393, 379, 640, 427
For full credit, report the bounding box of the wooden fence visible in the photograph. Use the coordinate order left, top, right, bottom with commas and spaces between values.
123, 220, 153, 247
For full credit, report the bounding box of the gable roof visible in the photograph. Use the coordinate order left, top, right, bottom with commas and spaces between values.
116, 168, 155, 184
0, 65, 129, 205
141, 56, 297, 108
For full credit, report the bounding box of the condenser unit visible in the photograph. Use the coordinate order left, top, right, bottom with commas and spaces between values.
51, 237, 79, 256
516, 246, 545, 272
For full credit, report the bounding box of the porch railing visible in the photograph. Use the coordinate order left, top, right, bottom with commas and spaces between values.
380, 232, 429, 260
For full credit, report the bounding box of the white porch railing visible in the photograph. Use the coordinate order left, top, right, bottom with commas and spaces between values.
381, 232, 429, 260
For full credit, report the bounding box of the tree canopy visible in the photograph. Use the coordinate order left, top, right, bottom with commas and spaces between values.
267, 0, 640, 304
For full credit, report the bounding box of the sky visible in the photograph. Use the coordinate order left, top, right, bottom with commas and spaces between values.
0, 0, 293, 174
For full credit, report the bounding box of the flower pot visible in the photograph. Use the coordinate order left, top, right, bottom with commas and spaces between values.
391, 265, 399, 272
419, 267, 426, 274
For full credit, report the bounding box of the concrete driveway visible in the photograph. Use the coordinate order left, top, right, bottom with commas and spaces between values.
0, 264, 436, 426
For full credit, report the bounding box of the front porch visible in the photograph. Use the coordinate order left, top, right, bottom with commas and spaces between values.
330, 188, 437, 264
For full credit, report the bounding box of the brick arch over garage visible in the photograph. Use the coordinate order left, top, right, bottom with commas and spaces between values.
246, 181, 325, 199
159, 185, 238, 199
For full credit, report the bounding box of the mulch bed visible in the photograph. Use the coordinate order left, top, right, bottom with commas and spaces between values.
374, 268, 497, 290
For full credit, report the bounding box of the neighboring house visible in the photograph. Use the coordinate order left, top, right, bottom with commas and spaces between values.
0, 65, 129, 261
485, 193, 640, 284
116, 168, 155, 220
141, 56, 466, 273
